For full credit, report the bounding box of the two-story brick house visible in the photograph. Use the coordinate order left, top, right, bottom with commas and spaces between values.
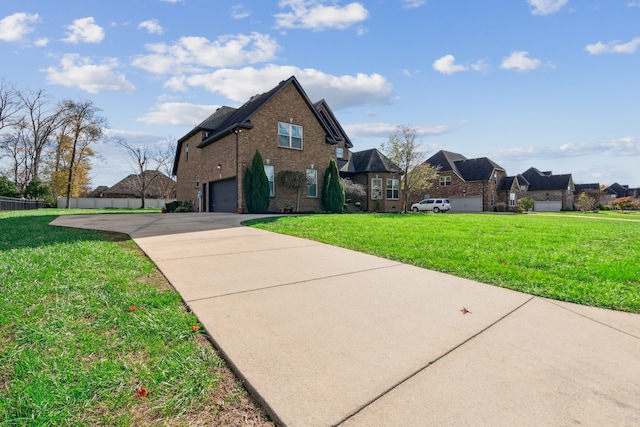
498, 168, 574, 211
172, 76, 402, 213
423, 150, 507, 212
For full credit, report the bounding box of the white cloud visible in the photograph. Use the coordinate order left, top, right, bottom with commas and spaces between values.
345, 122, 451, 138
232, 4, 251, 19
43, 54, 135, 94
628, 1, 640, 7
496, 136, 640, 160
34, 38, 49, 47
138, 19, 163, 35
433, 55, 468, 75
63, 17, 105, 44
528, 0, 568, 16
401, 0, 426, 9
275, 0, 369, 31
585, 37, 640, 55
132, 32, 280, 74
137, 102, 220, 126
500, 51, 544, 71
0, 12, 39, 42
164, 65, 393, 110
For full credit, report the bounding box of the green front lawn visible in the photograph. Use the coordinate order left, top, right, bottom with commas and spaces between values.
0, 209, 272, 426
246, 213, 640, 313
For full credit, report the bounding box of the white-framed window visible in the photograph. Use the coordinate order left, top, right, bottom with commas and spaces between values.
278, 122, 303, 149
371, 178, 382, 200
509, 192, 516, 206
185, 143, 189, 161
306, 169, 317, 198
387, 178, 399, 199
440, 176, 451, 187
520, 185, 527, 192
195, 175, 199, 188
494, 173, 498, 184
336, 147, 344, 158
264, 165, 275, 197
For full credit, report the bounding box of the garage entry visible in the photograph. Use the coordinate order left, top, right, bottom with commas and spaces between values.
534, 201, 562, 212
208, 178, 237, 212
449, 197, 483, 212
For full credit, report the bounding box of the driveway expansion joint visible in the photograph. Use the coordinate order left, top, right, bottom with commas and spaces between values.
333, 296, 536, 426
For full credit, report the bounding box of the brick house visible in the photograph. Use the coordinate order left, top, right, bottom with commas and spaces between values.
423, 150, 507, 212
602, 183, 639, 205
498, 168, 574, 211
172, 76, 402, 213
102, 171, 176, 199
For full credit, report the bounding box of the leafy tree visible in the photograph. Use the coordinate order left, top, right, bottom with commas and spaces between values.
517, 197, 535, 212
0, 175, 20, 198
24, 179, 51, 200
276, 170, 307, 212
611, 196, 638, 211
47, 134, 94, 198
577, 192, 597, 212
380, 124, 436, 212
322, 158, 344, 213
244, 150, 270, 213
58, 99, 107, 209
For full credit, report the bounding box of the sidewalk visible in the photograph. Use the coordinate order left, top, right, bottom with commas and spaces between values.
52, 213, 640, 426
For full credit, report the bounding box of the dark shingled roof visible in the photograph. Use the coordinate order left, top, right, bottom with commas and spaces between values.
425, 150, 505, 182
603, 182, 637, 197
574, 183, 600, 195
340, 148, 402, 175
103, 171, 175, 198
520, 167, 573, 191
173, 76, 347, 175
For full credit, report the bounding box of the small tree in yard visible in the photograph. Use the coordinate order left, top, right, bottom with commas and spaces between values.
245, 150, 270, 213
276, 170, 307, 212
611, 196, 638, 212
380, 124, 437, 212
0, 175, 20, 198
517, 197, 535, 212
322, 158, 344, 213
577, 192, 598, 212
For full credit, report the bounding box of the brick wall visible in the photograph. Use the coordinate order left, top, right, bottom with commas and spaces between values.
175, 83, 350, 212
425, 170, 507, 211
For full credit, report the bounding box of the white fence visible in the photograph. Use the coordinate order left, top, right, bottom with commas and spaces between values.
57, 198, 169, 209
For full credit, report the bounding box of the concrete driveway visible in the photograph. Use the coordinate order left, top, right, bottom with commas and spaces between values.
51, 213, 640, 426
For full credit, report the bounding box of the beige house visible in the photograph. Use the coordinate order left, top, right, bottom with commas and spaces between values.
172, 76, 402, 213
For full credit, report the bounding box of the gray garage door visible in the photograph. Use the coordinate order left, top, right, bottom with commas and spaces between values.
534, 201, 562, 212
208, 178, 237, 212
449, 197, 483, 212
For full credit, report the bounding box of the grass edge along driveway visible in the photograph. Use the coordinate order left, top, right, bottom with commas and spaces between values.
246, 213, 640, 314
0, 209, 274, 426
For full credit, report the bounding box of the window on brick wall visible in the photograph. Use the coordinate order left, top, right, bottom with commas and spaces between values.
195, 175, 199, 188
336, 147, 344, 158
386, 178, 399, 199
306, 169, 317, 198
264, 165, 275, 197
440, 176, 451, 187
371, 178, 382, 200
278, 122, 303, 149
510, 192, 516, 206
185, 143, 189, 161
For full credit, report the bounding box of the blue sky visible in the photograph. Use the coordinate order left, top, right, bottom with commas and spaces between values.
1, 0, 638, 188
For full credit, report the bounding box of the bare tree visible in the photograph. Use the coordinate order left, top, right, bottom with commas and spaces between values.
115, 137, 175, 208
0, 80, 20, 133
380, 124, 437, 212
58, 99, 107, 208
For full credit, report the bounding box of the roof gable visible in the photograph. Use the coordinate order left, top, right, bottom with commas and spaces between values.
454, 157, 504, 181
340, 148, 402, 175
425, 150, 467, 174
521, 167, 573, 191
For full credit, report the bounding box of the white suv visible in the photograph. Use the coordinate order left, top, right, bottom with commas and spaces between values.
411, 198, 451, 213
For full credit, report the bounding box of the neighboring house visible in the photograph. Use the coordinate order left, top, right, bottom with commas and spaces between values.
573, 183, 601, 209
339, 148, 403, 212
423, 150, 507, 212
602, 183, 639, 204
88, 185, 109, 198
102, 170, 176, 199
172, 76, 402, 213
500, 167, 574, 211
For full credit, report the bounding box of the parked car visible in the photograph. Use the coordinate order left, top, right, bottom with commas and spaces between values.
411, 198, 451, 213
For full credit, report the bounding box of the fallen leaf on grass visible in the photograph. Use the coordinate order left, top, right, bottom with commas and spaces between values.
135, 387, 148, 398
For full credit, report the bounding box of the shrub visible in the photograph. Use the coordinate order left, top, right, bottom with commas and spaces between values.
495, 202, 507, 212
0, 175, 20, 198
322, 158, 344, 213
517, 197, 535, 212
244, 150, 270, 213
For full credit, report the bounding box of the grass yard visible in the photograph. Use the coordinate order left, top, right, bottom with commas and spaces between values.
246, 213, 640, 313
0, 209, 273, 426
